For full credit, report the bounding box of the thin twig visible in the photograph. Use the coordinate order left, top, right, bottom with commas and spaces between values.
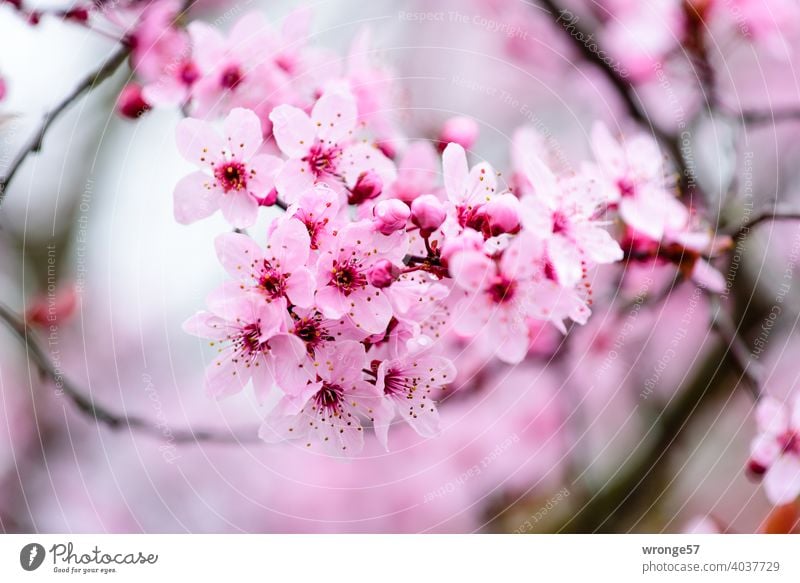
728, 207, 800, 240
537, 0, 689, 191
0, 303, 260, 444
738, 108, 800, 126
0, 44, 130, 205
708, 295, 761, 400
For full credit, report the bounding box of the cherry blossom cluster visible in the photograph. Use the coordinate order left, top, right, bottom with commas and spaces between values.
153, 8, 729, 457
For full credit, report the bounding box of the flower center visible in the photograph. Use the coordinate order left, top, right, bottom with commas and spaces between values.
215, 161, 248, 192
220, 64, 243, 90
552, 211, 570, 234
486, 275, 517, 304
330, 259, 367, 295
231, 323, 266, 357
304, 143, 342, 178
293, 313, 330, 353
258, 262, 286, 299
180, 61, 199, 86
617, 178, 636, 198
313, 383, 344, 413
382, 369, 410, 396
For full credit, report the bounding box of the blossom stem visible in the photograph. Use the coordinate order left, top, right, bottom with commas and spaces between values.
0, 302, 260, 443
0, 45, 130, 205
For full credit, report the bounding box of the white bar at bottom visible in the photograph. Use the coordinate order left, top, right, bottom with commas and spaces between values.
0, 534, 797, 582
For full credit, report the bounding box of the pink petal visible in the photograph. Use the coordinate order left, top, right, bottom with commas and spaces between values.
248, 154, 283, 195
285, 268, 315, 308
764, 455, 800, 505
182, 311, 230, 340
347, 288, 392, 334
214, 231, 263, 281
205, 350, 250, 399
267, 218, 311, 267
173, 171, 220, 224
548, 236, 583, 287
339, 142, 397, 189
442, 142, 468, 203
371, 397, 397, 451
311, 90, 357, 144
691, 260, 726, 293
176, 117, 223, 169
574, 225, 624, 264
315, 285, 349, 319
521, 153, 559, 207
269, 104, 315, 158
275, 158, 315, 203
448, 251, 495, 291
223, 107, 263, 160
249, 353, 277, 403
187, 21, 226, 71
756, 397, 790, 435
219, 192, 259, 228
271, 333, 316, 393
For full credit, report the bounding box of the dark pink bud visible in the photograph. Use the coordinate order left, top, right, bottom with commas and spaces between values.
117, 83, 151, 119
438, 116, 479, 152
259, 188, 279, 207
484, 194, 520, 235
410, 194, 446, 234
373, 199, 410, 235
747, 458, 767, 479
0, 76, 6, 102
64, 7, 89, 22
367, 259, 397, 288
348, 170, 383, 205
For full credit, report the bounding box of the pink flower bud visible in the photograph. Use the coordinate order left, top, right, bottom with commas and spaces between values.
484, 194, 520, 235
440, 229, 484, 265
373, 199, 410, 235
348, 170, 383, 205
438, 116, 479, 152
0, 76, 6, 102
410, 194, 446, 234
259, 188, 279, 207
367, 259, 397, 288
117, 83, 151, 119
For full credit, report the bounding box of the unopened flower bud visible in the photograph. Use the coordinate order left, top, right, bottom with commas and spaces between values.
373, 199, 410, 235
367, 259, 397, 288
411, 194, 447, 234
349, 170, 383, 205
0, 76, 6, 102
117, 83, 151, 119
485, 194, 520, 235
438, 116, 479, 152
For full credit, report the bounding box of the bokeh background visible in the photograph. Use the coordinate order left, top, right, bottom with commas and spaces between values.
2, 0, 800, 532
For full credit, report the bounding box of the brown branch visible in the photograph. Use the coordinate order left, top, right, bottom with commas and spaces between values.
537, 0, 690, 191
738, 108, 800, 126
728, 207, 800, 240
0, 45, 130, 205
0, 303, 260, 444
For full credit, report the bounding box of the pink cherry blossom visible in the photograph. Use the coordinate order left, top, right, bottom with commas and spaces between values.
590, 122, 688, 240
314, 222, 397, 335
749, 395, 800, 505
183, 286, 303, 401
372, 354, 456, 450
214, 219, 315, 308
269, 88, 396, 202
519, 153, 623, 287
259, 341, 382, 456
449, 232, 590, 363
174, 108, 282, 227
